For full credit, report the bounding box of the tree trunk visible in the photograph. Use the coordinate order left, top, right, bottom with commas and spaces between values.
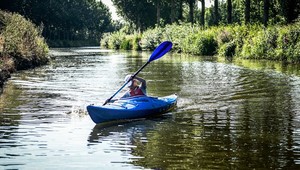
263, 0, 269, 26
245, 0, 250, 23
156, 0, 160, 26
284, 0, 298, 23
137, 17, 141, 33
178, 0, 183, 21
200, 0, 205, 26
171, 0, 175, 23
214, 0, 219, 25
227, 0, 232, 24
188, 0, 195, 24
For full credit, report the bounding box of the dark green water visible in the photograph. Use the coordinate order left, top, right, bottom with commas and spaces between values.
0, 47, 300, 169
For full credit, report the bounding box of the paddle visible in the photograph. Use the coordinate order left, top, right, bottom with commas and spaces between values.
103, 41, 173, 105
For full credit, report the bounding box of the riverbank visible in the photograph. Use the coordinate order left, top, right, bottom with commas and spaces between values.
101, 22, 300, 64
0, 11, 49, 92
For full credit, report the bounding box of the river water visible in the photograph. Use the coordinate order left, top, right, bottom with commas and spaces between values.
1, 47, 300, 169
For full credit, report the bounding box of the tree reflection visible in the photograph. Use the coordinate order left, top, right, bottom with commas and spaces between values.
0, 82, 23, 126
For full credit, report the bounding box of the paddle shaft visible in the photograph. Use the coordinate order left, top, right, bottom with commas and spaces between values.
103, 61, 150, 105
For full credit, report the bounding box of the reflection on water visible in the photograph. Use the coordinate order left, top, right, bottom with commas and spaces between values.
0, 47, 300, 169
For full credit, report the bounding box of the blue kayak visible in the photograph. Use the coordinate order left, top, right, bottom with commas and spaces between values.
87, 94, 177, 124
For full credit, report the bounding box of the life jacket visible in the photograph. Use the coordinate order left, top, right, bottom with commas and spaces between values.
129, 87, 145, 96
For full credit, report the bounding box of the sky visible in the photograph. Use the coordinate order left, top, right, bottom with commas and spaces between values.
100, 0, 213, 21
100, 0, 119, 20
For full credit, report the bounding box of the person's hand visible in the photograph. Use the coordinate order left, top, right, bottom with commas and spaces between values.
129, 75, 135, 81
105, 99, 110, 104
105, 99, 117, 104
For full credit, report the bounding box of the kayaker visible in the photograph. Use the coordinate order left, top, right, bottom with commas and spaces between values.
121, 75, 147, 98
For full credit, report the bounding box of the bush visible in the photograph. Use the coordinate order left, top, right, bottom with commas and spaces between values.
101, 22, 300, 63
100, 31, 142, 50
120, 38, 132, 50
100, 33, 110, 48
275, 23, 300, 62
164, 23, 195, 52
0, 11, 49, 70
140, 27, 164, 50
217, 29, 234, 45
132, 34, 141, 50
107, 31, 126, 49
219, 41, 236, 57
181, 33, 198, 54
195, 31, 218, 55
231, 24, 252, 55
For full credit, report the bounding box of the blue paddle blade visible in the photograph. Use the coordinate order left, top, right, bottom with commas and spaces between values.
148, 41, 173, 62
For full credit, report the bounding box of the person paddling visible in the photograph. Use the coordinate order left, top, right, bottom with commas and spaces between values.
121, 75, 147, 98
102, 41, 172, 106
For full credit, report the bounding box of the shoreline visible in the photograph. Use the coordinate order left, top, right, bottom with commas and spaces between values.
0, 55, 49, 93
0, 11, 49, 93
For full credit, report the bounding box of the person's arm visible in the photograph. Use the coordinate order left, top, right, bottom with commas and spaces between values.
135, 76, 147, 95
135, 76, 146, 89
121, 91, 130, 99
105, 98, 117, 104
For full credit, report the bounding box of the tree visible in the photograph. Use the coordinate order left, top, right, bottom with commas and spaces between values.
245, 0, 250, 23
263, 0, 269, 26
113, 0, 185, 30
178, 0, 184, 21
200, 0, 205, 26
282, 0, 300, 23
171, 0, 176, 23
227, 0, 232, 24
112, 0, 156, 31
152, 0, 161, 26
187, 0, 196, 24
0, 0, 113, 45
214, 0, 219, 25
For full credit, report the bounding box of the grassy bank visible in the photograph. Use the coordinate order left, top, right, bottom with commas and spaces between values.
0, 11, 49, 90
101, 22, 300, 63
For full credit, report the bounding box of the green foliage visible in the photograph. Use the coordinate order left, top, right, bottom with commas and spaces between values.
107, 31, 125, 49
120, 38, 131, 50
217, 28, 234, 45
182, 29, 218, 55
219, 41, 236, 57
0, 11, 48, 60
1, 0, 299, 48
102, 21, 300, 63
238, 23, 300, 62
140, 27, 164, 50
275, 22, 300, 63
132, 34, 141, 50
100, 33, 111, 48
0, 11, 49, 70
217, 27, 236, 57
164, 23, 196, 52
196, 31, 218, 56
0, 0, 113, 47
240, 26, 275, 59
100, 31, 141, 51
112, 0, 184, 31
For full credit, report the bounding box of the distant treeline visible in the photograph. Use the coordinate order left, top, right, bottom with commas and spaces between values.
0, 0, 114, 47
111, 0, 299, 31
